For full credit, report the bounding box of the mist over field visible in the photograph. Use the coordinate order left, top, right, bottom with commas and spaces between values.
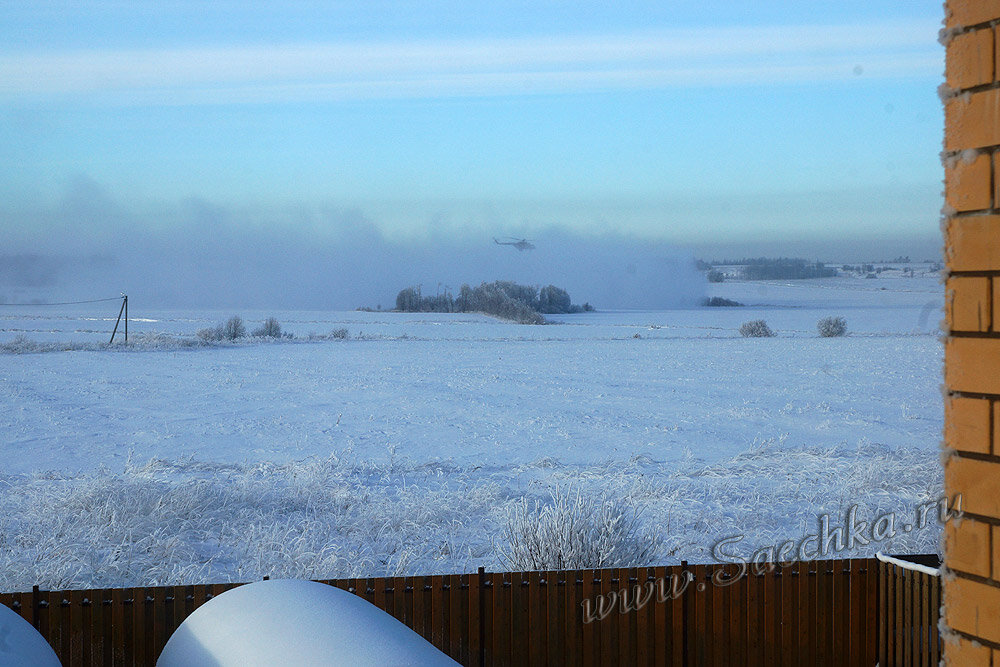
1, 177, 704, 311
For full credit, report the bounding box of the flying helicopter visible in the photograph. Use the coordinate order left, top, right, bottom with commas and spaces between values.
493, 237, 535, 251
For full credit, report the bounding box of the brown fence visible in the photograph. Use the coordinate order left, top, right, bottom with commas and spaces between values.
877, 555, 941, 667
0, 556, 937, 666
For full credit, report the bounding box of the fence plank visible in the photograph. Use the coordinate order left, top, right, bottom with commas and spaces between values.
745, 567, 761, 667
546, 571, 561, 667
780, 564, 794, 667
567, 571, 582, 667
515, 572, 531, 667
635, 567, 650, 667
833, 558, 843, 667
847, 558, 860, 667
912, 571, 921, 667
930, 577, 941, 665
669, 566, 684, 666
498, 571, 512, 665
710, 564, 726, 663
903, 567, 913, 667
125, 587, 139, 667
687, 563, 702, 665
92, 588, 109, 667
526, 571, 541, 667
650, 567, 665, 666
864, 559, 877, 666
898, 568, 907, 667
430, 575, 446, 656
879, 561, 889, 667
600, 568, 615, 665
732, 565, 744, 663
470, 571, 482, 667
623, 567, 636, 666
411, 576, 426, 644
454, 574, 467, 664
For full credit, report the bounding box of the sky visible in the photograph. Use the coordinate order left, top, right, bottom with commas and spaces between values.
0, 1, 947, 308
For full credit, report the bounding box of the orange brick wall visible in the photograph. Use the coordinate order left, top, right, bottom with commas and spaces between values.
943, 2, 1000, 664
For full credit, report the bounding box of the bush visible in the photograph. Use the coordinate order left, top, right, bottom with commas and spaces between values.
739, 320, 774, 337
1, 334, 40, 353
252, 317, 282, 338
198, 316, 247, 342
817, 316, 847, 337
196, 326, 224, 342
707, 270, 725, 283
221, 316, 246, 340
496, 487, 661, 571
330, 328, 348, 339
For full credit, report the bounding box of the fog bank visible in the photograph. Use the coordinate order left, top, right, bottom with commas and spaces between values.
1, 180, 704, 310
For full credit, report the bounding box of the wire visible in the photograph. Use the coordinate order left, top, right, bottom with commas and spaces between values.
0, 296, 124, 306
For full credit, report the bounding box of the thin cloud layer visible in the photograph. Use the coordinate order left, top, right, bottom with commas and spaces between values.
0, 21, 940, 105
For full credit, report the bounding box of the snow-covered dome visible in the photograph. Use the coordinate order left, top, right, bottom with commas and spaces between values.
157, 579, 458, 666
0, 603, 60, 667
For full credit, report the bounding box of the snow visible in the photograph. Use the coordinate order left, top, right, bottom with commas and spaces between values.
156, 579, 457, 666
0, 604, 60, 666
0, 271, 945, 590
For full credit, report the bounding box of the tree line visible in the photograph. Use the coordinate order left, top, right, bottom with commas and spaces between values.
394, 281, 593, 324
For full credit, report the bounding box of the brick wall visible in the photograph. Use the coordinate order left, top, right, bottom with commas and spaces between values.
943, 1, 1000, 663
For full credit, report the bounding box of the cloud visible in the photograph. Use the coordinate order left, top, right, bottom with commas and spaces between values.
0, 21, 941, 105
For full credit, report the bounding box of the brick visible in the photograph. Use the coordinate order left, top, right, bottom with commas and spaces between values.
995, 525, 1000, 583
995, 277, 1000, 330
943, 630, 993, 666
945, 454, 1000, 519
996, 152, 1000, 211
947, 277, 992, 332
946, 518, 992, 577
996, 401, 1000, 454
945, 395, 992, 454
945, 88, 1000, 151
946, 337, 1000, 395
946, 152, 992, 211
946, 215, 1000, 271
947, 0, 1000, 29
944, 575, 1000, 644
948, 28, 995, 90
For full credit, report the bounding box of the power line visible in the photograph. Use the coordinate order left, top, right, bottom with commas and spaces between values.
0, 296, 124, 306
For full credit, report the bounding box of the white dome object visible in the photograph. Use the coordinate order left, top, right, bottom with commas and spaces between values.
0, 603, 61, 667
157, 579, 459, 666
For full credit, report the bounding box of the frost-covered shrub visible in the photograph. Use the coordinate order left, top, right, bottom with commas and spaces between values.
817, 316, 847, 337
253, 317, 282, 338
739, 320, 774, 337
497, 487, 661, 570
196, 326, 224, 342
197, 316, 248, 341
1, 335, 40, 354
222, 316, 247, 340
330, 328, 348, 339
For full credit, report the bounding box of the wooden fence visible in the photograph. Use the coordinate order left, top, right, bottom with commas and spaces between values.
876, 554, 941, 667
0, 556, 938, 666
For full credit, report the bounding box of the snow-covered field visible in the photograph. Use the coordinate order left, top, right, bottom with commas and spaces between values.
0, 270, 945, 591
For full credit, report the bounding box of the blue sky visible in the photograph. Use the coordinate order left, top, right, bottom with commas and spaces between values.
1, 1, 945, 258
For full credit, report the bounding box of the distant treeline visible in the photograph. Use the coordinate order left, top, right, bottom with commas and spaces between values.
395, 281, 593, 324
709, 258, 837, 281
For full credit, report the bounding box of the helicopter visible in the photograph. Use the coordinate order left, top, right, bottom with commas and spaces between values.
493, 237, 535, 251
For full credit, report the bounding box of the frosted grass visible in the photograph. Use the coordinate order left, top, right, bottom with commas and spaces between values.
0, 439, 941, 592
